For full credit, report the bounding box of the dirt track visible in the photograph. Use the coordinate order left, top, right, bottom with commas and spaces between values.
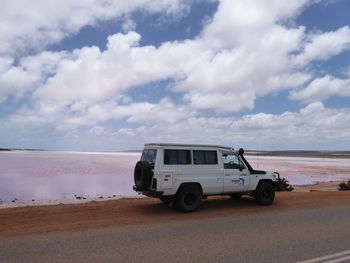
1, 189, 350, 237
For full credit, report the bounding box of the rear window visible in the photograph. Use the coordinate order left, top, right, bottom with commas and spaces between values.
164, 149, 191, 165
193, 150, 218, 165
140, 149, 157, 164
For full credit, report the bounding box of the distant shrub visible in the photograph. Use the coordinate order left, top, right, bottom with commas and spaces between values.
275, 177, 294, 192
338, 180, 350, 191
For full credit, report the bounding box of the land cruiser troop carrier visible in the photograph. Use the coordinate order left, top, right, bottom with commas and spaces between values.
133, 143, 279, 212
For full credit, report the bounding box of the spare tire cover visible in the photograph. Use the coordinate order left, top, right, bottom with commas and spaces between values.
134, 161, 153, 190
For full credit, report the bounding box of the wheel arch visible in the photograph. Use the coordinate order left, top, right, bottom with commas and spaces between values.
257, 179, 274, 186
176, 182, 203, 195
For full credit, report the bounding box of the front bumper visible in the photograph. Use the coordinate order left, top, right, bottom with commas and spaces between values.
133, 185, 164, 198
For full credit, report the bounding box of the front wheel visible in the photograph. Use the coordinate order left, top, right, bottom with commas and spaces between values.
255, 182, 275, 205
175, 185, 201, 212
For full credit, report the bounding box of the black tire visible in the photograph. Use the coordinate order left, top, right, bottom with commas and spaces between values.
255, 182, 275, 205
134, 161, 153, 190
230, 194, 242, 199
175, 185, 201, 212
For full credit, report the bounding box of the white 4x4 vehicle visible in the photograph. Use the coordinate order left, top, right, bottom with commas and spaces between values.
133, 143, 279, 212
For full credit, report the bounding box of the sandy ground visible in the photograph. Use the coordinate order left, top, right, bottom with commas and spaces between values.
1, 181, 349, 237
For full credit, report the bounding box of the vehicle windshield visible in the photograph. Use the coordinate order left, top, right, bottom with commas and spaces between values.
222, 153, 245, 169
140, 149, 157, 165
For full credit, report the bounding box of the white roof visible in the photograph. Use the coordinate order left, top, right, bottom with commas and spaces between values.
145, 143, 234, 151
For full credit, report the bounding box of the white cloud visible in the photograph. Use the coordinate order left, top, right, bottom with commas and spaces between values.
0, 56, 13, 72
1, 0, 350, 150
294, 26, 350, 65
121, 16, 137, 33
232, 102, 350, 143
113, 98, 195, 124
30, 31, 180, 105
201, 0, 309, 49
9, 97, 194, 131
0, 51, 69, 103
176, 20, 310, 112
2, 0, 348, 114
0, 0, 192, 55
290, 75, 350, 103
184, 90, 256, 113
9, 99, 115, 131
89, 126, 105, 136
106, 102, 350, 150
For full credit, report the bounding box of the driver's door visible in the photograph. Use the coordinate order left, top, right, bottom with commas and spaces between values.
222, 152, 249, 192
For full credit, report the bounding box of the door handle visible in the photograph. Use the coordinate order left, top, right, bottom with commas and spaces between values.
225, 174, 231, 176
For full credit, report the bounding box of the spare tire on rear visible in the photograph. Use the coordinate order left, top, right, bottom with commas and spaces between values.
134, 161, 153, 190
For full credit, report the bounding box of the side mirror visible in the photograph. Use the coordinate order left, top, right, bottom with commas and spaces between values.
238, 148, 244, 155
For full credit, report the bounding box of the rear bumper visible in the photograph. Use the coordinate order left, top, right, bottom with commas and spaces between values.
133, 185, 164, 198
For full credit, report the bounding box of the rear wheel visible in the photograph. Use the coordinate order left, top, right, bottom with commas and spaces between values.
175, 185, 201, 212
255, 182, 275, 205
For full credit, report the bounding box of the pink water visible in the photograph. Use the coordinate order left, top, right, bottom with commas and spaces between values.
0, 151, 140, 204
1, 151, 350, 204
246, 156, 350, 185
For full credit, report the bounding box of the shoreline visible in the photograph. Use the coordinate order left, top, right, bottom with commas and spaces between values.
0, 181, 346, 209
0, 194, 144, 209
293, 180, 342, 192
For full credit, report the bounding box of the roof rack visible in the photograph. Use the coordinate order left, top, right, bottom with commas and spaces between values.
145, 142, 234, 151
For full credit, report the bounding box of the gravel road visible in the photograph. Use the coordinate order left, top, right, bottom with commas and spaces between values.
1, 200, 350, 263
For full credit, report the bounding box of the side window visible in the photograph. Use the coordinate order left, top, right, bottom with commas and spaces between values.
164, 149, 191, 165
140, 149, 157, 164
193, 150, 218, 165
223, 153, 244, 169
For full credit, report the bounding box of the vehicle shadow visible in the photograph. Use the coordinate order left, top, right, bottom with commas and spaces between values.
202, 196, 257, 210
135, 195, 263, 217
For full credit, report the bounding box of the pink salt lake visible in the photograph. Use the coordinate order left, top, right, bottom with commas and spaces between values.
1, 151, 350, 205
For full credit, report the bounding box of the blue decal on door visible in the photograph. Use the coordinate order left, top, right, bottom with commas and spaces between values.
232, 178, 245, 185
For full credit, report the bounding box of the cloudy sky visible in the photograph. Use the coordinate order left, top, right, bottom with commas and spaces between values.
0, 0, 350, 151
